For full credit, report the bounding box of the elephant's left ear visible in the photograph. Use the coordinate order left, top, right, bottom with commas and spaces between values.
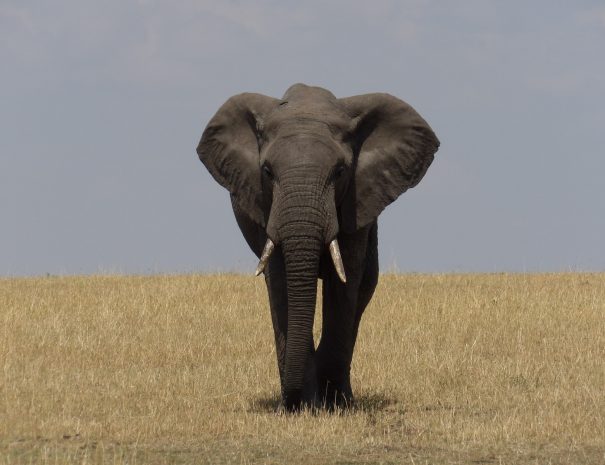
338, 93, 440, 233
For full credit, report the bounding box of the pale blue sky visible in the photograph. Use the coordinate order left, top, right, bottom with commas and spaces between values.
1, 1, 604, 275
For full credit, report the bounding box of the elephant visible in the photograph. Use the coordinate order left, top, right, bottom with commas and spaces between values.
196, 83, 439, 411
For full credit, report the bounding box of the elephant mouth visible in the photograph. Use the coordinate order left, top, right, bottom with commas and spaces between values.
255, 237, 347, 283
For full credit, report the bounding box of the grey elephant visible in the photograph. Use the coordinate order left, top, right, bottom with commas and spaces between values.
197, 84, 439, 411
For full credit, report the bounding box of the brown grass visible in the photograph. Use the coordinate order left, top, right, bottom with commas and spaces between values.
1, 273, 604, 464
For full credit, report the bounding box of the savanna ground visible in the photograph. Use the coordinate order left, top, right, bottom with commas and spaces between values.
1, 273, 604, 464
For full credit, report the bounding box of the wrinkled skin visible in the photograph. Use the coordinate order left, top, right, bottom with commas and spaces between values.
197, 84, 439, 411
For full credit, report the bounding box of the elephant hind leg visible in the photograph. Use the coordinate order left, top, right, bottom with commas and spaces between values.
351, 221, 379, 344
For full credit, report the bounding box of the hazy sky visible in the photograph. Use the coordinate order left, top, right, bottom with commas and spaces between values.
1, 1, 604, 276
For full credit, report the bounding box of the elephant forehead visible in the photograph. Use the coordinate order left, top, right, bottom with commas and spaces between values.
263, 102, 350, 136
262, 134, 351, 165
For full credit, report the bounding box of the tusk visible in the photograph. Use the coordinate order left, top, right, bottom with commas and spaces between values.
255, 239, 275, 276
329, 239, 347, 283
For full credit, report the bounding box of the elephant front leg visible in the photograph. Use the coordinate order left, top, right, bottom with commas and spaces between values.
316, 224, 378, 409
316, 276, 378, 408
316, 274, 357, 408
264, 249, 288, 390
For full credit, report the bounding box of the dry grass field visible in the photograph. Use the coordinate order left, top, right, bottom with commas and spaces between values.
1, 273, 604, 464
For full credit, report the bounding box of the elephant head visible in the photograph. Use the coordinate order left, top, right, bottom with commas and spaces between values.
197, 84, 439, 409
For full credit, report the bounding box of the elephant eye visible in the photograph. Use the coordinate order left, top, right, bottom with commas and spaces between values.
262, 164, 274, 180
333, 164, 345, 179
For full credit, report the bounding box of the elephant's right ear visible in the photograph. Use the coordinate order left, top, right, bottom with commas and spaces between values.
197, 93, 279, 227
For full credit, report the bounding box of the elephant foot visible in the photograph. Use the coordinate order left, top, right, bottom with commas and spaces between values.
318, 377, 354, 410
281, 380, 352, 411
282, 390, 303, 412
316, 356, 354, 409
282, 389, 320, 412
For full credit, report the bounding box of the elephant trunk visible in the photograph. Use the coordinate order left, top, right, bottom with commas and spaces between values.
275, 167, 327, 410
281, 237, 321, 409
